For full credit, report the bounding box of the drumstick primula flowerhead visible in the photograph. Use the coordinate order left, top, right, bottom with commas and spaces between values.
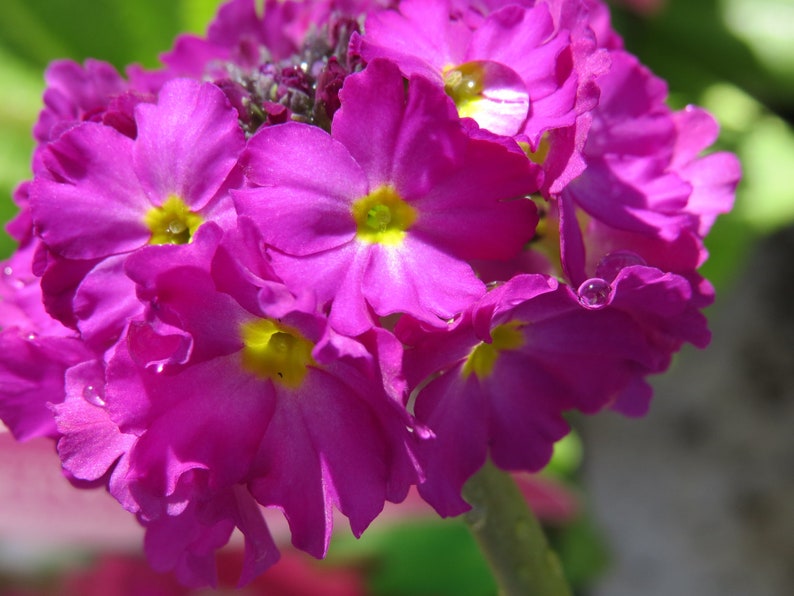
0, 0, 739, 588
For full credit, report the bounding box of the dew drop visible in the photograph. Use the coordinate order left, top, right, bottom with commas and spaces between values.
577, 278, 612, 310
26, 332, 38, 341
82, 384, 106, 407
595, 250, 646, 282
167, 220, 187, 235
154, 363, 166, 374
2, 266, 12, 277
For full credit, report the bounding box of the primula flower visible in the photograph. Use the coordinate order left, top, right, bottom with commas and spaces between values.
235, 58, 540, 335
30, 78, 243, 262
54, 224, 423, 585
34, 59, 132, 146
28, 77, 244, 343
400, 265, 707, 515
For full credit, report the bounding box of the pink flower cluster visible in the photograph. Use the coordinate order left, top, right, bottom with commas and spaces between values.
0, 0, 739, 587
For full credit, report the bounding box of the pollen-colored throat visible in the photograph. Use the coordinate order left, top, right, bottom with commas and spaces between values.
462, 322, 525, 380
240, 319, 316, 388
352, 185, 417, 245
144, 195, 203, 245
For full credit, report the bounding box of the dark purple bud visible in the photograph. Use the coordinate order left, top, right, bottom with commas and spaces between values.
215, 79, 255, 125
315, 57, 348, 123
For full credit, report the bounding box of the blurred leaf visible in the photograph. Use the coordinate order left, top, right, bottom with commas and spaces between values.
179, 0, 226, 34
547, 515, 610, 589
610, 0, 790, 110
700, 83, 794, 235
0, 0, 184, 71
543, 430, 583, 480
0, 47, 42, 258
721, 0, 794, 106
330, 520, 497, 596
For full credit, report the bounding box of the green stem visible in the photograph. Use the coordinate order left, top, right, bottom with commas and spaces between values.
462, 460, 572, 596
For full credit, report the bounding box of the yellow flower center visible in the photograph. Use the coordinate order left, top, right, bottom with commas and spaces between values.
144, 195, 203, 245
462, 322, 525, 380
352, 185, 417, 245
240, 319, 316, 388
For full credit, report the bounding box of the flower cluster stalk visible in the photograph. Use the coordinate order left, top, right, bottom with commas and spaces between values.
463, 461, 572, 596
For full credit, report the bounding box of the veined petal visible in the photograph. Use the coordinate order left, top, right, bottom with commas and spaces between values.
133, 79, 245, 209
31, 123, 150, 260
363, 238, 485, 326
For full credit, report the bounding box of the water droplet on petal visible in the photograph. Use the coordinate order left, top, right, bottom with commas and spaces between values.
26, 332, 38, 341
577, 278, 612, 310
595, 250, 646, 282
82, 384, 106, 407
154, 363, 165, 374
444, 60, 530, 136
2, 266, 12, 277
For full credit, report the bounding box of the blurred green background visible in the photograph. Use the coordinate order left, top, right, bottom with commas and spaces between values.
0, 0, 793, 594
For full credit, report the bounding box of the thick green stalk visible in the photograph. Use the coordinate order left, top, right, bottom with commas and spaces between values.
462, 460, 572, 596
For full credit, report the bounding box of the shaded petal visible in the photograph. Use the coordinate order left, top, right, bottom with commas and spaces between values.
73, 254, 142, 351
129, 355, 274, 500
413, 136, 539, 260
0, 331, 90, 441
414, 368, 489, 517
252, 367, 413, 556
143, 498, 236, 588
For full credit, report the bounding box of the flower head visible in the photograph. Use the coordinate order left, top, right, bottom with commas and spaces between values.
236, 58, 540, 335
0, 0, 739, 588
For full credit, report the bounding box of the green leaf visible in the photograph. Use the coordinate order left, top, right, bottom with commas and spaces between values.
330, 520, 497, 596
0, 46, 42, 257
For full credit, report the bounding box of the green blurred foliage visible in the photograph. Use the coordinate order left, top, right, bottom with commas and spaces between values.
330, 519, 498, 596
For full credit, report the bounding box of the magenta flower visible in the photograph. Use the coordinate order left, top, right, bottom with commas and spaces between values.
400, 264, 707, 515
235, 58, 539, 335
0, 237, 94, 442
356, 0, 577, 138
30, 78, 243, 263
53, 223, 423, 585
